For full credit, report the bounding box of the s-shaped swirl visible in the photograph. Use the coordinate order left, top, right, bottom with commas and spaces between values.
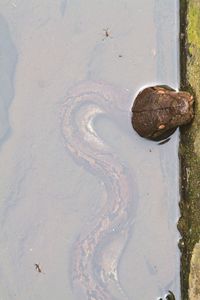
62, 81, 134, 300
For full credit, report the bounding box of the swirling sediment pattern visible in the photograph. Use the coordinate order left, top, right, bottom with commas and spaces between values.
62, 81, 134, 300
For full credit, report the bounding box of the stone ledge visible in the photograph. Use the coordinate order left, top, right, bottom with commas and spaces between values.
179, 0, 200, 299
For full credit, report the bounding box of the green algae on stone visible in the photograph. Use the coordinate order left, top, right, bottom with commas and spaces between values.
179, 0, 200, 299
187, 1, 200, 52
189, 241, 200, 299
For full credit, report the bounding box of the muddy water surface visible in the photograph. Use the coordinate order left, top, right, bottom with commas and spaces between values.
0, 1, 180, 299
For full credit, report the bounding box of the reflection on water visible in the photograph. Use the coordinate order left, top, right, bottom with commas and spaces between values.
0, 1, 180, 299
0, 14, 17, 145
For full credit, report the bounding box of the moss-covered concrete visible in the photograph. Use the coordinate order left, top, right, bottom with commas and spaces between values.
189, 242, 200, 299
179, 0, 200, 299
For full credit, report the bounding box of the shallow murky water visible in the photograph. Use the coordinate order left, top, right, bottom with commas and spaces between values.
0, 1, 180, 299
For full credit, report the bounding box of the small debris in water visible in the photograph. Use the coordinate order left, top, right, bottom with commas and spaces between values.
102, 28, 112, 40
34, 263, 44, 274
166, 291, 176, 300
158, 290, 175, 300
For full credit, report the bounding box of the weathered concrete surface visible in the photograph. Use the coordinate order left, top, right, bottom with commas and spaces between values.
189, 242, 200, 299
179, 0, 200, 299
